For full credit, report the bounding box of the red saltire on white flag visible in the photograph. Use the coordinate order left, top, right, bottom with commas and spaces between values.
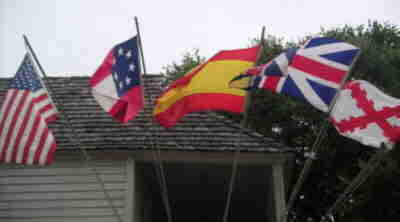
330, 80, 400, 148
0, 53, 59, 165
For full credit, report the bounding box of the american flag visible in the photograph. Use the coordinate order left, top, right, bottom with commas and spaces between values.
0, 54, 58, 165
90, 36, 144, 123
252, 37, 360, 112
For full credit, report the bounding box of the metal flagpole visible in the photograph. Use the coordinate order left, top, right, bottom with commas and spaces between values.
135, 17, 147, 75
23, 35, 124, 222
222, 26, 266, 222
134, 17, 173, 222
284, 49, 362, 222
240, 26, 266, 128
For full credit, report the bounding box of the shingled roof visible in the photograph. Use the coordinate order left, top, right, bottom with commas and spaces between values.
0, 75, 292, 153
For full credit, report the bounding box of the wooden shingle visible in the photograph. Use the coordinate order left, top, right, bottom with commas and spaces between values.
0, 75, 292, 153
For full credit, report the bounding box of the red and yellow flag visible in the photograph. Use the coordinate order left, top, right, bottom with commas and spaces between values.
153, 46, 260, 128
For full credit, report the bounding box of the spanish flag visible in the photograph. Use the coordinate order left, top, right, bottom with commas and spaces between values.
153, 46, 260, 128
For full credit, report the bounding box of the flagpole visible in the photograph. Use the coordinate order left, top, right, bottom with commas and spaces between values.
322, 144, 390, 220
23, 35, 59, 113
22, 34, 124, 222
222, 26, 265, 222
241, 26, 266, 127
134, 16, 148, 116
134, 16, 147, 76
134, 17, 173, 222
284, 49, 362, 222
23, 35, 51, 79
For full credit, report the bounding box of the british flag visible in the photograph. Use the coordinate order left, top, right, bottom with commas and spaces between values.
252, 37, 360, 112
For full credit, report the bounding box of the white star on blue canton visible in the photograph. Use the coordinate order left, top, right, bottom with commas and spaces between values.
126, 77, 131, 85
114, 72, 118, 80
119, 81, 123, 89
118, 48, 124, 56
126, 50, 132, 59
129, 64, 135, 72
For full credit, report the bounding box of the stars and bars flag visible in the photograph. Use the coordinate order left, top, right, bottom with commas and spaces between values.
90, 36, 144, 123
231, 37, 360, 112
0, 53, 58, 165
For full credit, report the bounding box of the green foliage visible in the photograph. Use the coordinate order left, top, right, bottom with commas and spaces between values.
161, 20, 400, 222
321, 21, 400, 96
251, 34, 287, 64
161, 49, 205, 87
291, 21, 400, 222
297, 21, 400, 222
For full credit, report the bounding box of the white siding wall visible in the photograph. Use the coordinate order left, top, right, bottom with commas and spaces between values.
0, 160, 127, 222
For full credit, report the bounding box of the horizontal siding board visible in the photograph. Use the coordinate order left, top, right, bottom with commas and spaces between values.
0, 159, 127, 221
0, 161, 125, 168
0, 190, 125, 201
0, 199, 125, 210
0, 207, 124, 217
0, 174, 125, 185
0, 166, 125, 177
0, 182, 125, 192
0, 216, 122, 222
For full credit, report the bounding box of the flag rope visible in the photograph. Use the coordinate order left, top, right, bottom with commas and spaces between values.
135, 17, 173, 222
23, 35, 124, 222
222, 26, 266, 222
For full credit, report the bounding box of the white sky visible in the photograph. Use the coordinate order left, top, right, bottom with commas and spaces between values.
1, 0, 399, 77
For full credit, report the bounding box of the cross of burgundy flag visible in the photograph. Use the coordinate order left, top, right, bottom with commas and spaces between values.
330, 80, 400, 148
90, 36, 144, 123
0, 53, 59, 165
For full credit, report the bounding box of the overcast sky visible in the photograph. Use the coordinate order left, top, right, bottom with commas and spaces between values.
1, 0, 399, 77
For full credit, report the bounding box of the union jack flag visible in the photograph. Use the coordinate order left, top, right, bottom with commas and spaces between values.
251, 37, 360, 112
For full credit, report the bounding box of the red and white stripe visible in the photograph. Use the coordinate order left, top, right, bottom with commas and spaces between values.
89, 51, 120, 114
0, 88, 58, 165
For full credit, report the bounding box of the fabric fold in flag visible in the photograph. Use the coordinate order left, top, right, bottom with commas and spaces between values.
0, 54, 59, 165
229, 73, 254, 90
230, 48, 298, 91
90, 36, 144, 123
153, 45, 261, 128
330, 80, 400, 148
232, 37, 360, 112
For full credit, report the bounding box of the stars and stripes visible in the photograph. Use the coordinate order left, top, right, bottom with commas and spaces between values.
252, 37, 360, 112
90, 36, 144, 123
0, 54, 58, 165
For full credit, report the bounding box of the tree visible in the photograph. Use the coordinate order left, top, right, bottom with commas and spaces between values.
260, 21, 400, 222
161, 21, 400, 222
316, 21, 400, 222
161, 48, 205, 87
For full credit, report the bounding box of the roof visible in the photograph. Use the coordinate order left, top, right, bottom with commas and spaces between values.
0, 75, 292, 153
